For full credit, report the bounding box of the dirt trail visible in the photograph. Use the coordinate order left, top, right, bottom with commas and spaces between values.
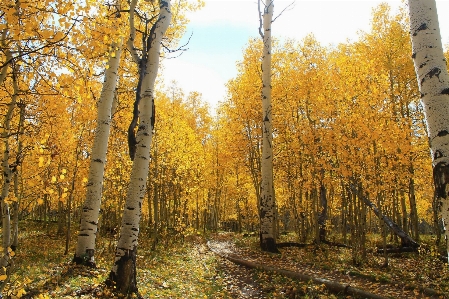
207, 237, 444, 299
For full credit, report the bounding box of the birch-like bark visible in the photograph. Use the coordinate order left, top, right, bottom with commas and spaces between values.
407, 0, 449, 260
107, 0, 171, 294
73, 39, 123, 266
258, 0, 278, 253
0, 69, 18, 269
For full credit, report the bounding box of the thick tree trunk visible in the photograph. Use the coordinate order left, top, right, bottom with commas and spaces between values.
258, 0, 278, 253
407, 0, 449, 260
107, 0, 171, 294
73, 39, 123, 266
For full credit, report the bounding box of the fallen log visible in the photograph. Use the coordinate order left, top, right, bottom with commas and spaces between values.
277, 240, 350, 249
276, 242, 311, 248
208, 241, 388, 299
321, 240, 351, 248
376, 247, 418, 254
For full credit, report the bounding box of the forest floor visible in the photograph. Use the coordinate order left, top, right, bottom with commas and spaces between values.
2, 222, 449, 298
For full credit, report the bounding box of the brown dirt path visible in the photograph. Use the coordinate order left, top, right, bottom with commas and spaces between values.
207, 235, 446, 299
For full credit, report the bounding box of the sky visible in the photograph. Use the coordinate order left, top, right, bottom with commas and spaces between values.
161, 0, 449, 111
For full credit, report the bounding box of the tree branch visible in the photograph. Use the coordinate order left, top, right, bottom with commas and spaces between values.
258, 0, 264, 39
127, 0, 141, 65
0, 19, 80, 72
272, 0, 294, 23
162, 32, 192, 58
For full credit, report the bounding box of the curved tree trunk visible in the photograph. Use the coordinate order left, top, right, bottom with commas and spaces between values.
107, 0, 171, 294
73, 39, 123, 266
407, 0, 449, 260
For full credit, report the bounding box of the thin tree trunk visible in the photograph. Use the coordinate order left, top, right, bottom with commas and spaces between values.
65, 145, 80, 255
409, 177, 420, 241
318, 182, 327, 243
11, 102, 25, 252
361, 192, 419, 248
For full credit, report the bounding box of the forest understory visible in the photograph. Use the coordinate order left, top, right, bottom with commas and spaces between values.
2, 222, 448, 299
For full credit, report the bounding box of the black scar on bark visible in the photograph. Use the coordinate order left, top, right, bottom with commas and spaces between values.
413, 23, 428, 36
428, 67, 441, 79
437, 130, 449, 137
259, 234, 280, 253
106, 247, 138, 296
433, 163, 449, 199
442, 88, 449, 95
72, 248, 96, 267
434, 150, 443, 160
151, 102, 156, 129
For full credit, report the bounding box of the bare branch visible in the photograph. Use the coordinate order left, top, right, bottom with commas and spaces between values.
0, 18, 81, 72
127, 0, 141, 65
272, 0, 294, 23
258, 0, 264, 39
162, 31, 192, 58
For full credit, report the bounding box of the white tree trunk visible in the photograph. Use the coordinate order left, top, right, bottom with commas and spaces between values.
259, 0, 278, 253
108, 0, 171, 294
73, 39, 123, 265
0, 70, 18, 268
408, 0, 449, 260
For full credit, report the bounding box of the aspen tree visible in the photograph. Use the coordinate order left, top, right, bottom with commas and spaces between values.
73, 39, 123, 266
0, 65, 18, 283
407, 0, 449, 259
107, 0, 171, 294
258, 0, 278, 253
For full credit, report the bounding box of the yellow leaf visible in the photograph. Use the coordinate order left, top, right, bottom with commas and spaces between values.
59, 174, 65, 180
51, 176, 56, 183
37, 198, 43, 205
17, 289, 26, 297
62, 169, 67, 174
0, 275, 7, 281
